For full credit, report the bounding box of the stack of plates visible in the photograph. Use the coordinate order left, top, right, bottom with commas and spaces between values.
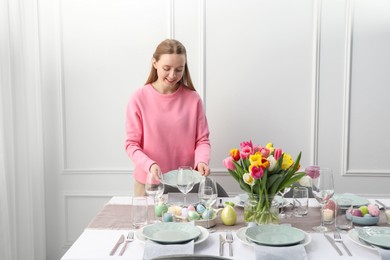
236, 225, 311, 247
348, 227, 390, 250
333, 194, 369, 207
135, 222, 209, 245
161, 170, 202, 187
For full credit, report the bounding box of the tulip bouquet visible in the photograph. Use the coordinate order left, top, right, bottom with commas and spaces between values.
223, 141, 305, 224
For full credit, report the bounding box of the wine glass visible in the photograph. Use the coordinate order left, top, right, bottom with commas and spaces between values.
176, 166, 195, 206
278, 187, 291, 218
145, 171, 165, 222
198, 177, 217, 229
312, 168, 335, 232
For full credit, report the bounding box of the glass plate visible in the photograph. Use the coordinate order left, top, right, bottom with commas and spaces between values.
141, 223, 201, 244
358, 227, 390, 249
333, 194, 369, 207
347, 229, 376, 250
136, 225, 208, 245
161, 170, 202, 187
245, 225, 306, 246
237, 227, 311, 247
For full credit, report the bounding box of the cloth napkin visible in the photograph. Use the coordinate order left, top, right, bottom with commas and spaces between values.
143, 240, 194, 260
376, 247, 390, 260
254, 244, 308, 260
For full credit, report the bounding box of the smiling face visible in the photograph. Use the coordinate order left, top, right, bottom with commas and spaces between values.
152, 53, 186, 93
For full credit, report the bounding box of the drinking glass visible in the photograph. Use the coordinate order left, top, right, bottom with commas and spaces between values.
176, 166, 195, 206
293, 187, 309, 217
312, 168, 335, 232
198, 177, 217, 228
145, 171, 164, 222
131, 197, 148, 228
278, 187, 291, 218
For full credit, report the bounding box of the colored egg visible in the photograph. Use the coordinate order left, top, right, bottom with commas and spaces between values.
155, 203, 168, 217
196, 204, 206, 213
188, 205, 196, 211
187, 210, 200, 220
181, 208, 189, 218
202, 209, 214, 220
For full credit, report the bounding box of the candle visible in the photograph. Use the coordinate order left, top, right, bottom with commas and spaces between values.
162, 212, 173, 222
385, 209, 390, 224
323, 209, 334, 222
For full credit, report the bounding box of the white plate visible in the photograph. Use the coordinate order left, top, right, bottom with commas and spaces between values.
358, 227, 390, 249
161, 170, 202, 187
233, 194, 289, 208
236, 226, 311, 247
136, 225, 209, 245
347, 229, 376, 250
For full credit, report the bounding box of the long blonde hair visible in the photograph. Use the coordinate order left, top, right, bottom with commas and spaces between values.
145, 39, 195, 91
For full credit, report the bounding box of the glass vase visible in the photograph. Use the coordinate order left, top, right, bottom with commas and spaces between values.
244, 193, 279, 224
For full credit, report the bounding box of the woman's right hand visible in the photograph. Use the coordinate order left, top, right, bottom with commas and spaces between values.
149, 163, 162, 181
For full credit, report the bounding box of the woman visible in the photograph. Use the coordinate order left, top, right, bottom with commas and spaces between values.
125, 39, 211, 196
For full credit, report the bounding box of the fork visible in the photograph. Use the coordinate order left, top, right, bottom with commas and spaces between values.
225, 232, 234, 257
334, 231, 352, 256
119, 231, 134, 256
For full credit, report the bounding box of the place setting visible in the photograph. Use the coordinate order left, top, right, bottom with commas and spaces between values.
235, 224, 310, 260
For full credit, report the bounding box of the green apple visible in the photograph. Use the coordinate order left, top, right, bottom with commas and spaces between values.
359, 206, 369, 216
221, 205, 237, 226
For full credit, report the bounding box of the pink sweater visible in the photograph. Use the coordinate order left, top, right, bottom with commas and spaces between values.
125, 84, 210, 184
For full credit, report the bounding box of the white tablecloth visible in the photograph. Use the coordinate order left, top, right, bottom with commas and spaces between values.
61, 197, 390, 260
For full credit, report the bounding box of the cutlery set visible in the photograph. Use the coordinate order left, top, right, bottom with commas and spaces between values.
110, 231, 134, 256
219, 232, 234, 257
324, 232, 352, 256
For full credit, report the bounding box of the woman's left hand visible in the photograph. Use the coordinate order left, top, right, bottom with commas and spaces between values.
197, 162, 210, 176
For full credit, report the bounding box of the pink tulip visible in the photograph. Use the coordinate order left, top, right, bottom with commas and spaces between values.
240, 140, 253, 150
240, 146, 252, 159
250, 165, 264, 179
274, 148, 283, 160
223, 157, 236, 171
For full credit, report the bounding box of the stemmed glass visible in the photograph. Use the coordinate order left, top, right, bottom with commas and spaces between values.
176, 166, 195, 206
145, 171, 165, 222
312, 168, 335, 232
278, 187, 291, 218
198, 177, 217, 229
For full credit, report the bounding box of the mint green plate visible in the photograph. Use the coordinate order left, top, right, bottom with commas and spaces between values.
161, 170, 202, 187
245, 225, 305, 246
142, 223, 201, 244
333, 194, 369, 207
358, 227, 390, 249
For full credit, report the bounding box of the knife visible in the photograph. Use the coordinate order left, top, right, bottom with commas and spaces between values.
109, 234, 124, 256
219, 234, 225, 256
375, 200, 387, 209
324, 233, 343, 256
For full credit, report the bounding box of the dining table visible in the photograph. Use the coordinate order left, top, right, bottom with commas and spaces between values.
61, 196, 390, 260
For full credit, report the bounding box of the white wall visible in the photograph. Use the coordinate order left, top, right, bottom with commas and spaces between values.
1, 0, 390, 259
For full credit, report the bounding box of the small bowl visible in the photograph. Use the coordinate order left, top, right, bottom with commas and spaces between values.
346, 213, 379, 226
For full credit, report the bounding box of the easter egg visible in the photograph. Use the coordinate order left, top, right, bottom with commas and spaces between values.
359, 206, 369, 216
202, 209, 214, 220
188, 205, 196, 211
187, 210, 200, 220
196, 204, 206, 213
221, 205, 237, 226
351, 209, 362, 217
181, 208, 189, 218
155, 203, 168, 217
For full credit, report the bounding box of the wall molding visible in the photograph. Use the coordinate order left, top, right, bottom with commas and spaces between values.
310, 0, 322, 166
63, 193, 127, 246
341, 0, 390, 177
198, 0, 206, 105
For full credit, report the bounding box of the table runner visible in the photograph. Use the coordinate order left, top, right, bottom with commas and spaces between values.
87, 203, 388, 232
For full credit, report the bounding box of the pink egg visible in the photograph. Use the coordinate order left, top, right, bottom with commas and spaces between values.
188, 205, 195, 211
181, 208, 189, 218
